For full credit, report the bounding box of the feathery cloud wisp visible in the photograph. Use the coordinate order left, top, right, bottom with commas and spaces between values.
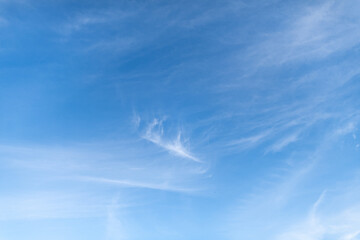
267, 132, 300, 153
143, 118, 202, 163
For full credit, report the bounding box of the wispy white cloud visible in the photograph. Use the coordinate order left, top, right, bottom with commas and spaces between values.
250, 1, 360, 66
61, 15, 104, 34
0, 140, 206, 203
225, 155, 317, 239
225, 119, 360, 239
75, 176, 198, 193
0, 138, 208, 223
106, 197, 127, 240
334, 122, 357, 137
276, 192, 326, 240
143, 118, 202, 163
276, 194, 360, 240
267, 132, 300, 153
216, 59, 360, 157
228, 130, 271, 150
59, 9, 131, 36
56, 9, 140, 54
132, 112, 141, 129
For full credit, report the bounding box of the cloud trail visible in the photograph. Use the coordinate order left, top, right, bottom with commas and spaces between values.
75, 176, 198, 193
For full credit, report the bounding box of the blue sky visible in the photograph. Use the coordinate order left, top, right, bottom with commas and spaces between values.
1, 0, 360, 239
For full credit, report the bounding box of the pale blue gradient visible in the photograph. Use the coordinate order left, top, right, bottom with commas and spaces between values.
1, 1, 360, 239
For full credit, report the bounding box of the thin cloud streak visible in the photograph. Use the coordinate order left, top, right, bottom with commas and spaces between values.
266, 132, 300, 153
276, 193, 360, 240
75, 176, 199, 193
248, 1, 360, 66
225, 118, 360, 240
106, 197, 128, 240
228, 130, 272, 150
